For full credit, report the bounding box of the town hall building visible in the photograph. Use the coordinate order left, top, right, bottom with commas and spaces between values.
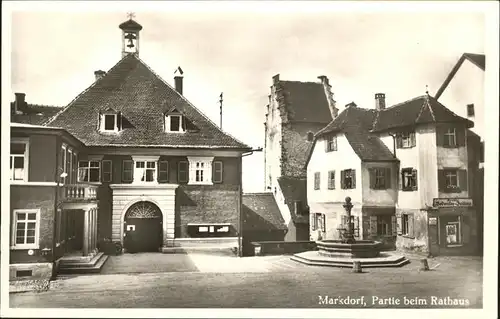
9, 17, 252, 281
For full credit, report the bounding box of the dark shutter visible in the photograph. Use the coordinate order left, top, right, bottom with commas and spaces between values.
398, 169, 402, 190
310, 214, 316, 231
391, 216, 397, 236
438, 169, 446, 192
117, 112, 122, 130
396, 216, 402, 235
178, 161, 188, 183
325, 137, 329, 152
352, 170, 356, 189
158, 161, 168, 182
396, 134, 403, 149
340, 170, 345, 189
408, 214, 414, 237
369, 216, 377, 236
102, 160, 112, 183
369, 168, 375, 189
458, 169, 468, 191
412, 169, 418, 190
122, 160, 133, 182
436, 125, 445, 147
321, 214, 326, 232
213, 161, 223, 183
456, 127, 466, 147
410, 132, 416, 147
385, 167, 391, 188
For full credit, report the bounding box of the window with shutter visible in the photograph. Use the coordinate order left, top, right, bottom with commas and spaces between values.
122, 160, 133, 182
352, 170, 356, 189
340, 170, 345, 189
412, 169, 418, 190
314, 172, 320, 190
102, 160, 112, 183
410, 132, 416, 147
396, 135, 403, 149
158, 161, 169, 182
311, 214, 316, 231
178, 161, 188, 183
328, 171, 335, 189
213, 161, 223, 183
408, 214, 415, 237
437, 169, 446, 192
369, 216, 377, 236
391, 215, 397, 236
396, 215, 402, 235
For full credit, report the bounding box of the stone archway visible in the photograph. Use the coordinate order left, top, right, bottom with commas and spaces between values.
124, 201, 163, 253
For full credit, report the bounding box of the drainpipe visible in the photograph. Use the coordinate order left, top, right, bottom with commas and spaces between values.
388, 132, 397, 158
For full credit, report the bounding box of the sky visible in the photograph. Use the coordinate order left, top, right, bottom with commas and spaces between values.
7, 2, 486, 192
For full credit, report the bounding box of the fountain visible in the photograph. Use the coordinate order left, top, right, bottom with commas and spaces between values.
291, 197, 410, 268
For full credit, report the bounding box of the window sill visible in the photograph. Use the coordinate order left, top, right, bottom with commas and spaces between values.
10, 245, 39, 250
446, 244, 463, 248
399, 235, 415, 239
10, 181, 57, 186
402, 189, 418, 192
188, 182, 214, 186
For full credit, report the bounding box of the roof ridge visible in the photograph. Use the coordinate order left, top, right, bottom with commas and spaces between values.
43, 53, 133, 126
382, 95, 426, 111
280, 80, 322, 85
134, 55, 250, 149
28, 104, 63, 109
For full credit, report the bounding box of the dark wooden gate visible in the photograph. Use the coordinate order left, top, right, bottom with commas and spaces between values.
124, 201, 162, 253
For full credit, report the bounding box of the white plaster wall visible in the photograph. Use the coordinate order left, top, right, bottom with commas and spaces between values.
379, 134, 395, 156
264, 88, 283, 192
307, 133, 362, 205
274, 183, 292, 226
361, 161, 398, 206
438, 60, 485, 140
417, 125, 439, 207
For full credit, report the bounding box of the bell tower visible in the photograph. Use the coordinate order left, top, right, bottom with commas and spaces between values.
119, 13, 143, 58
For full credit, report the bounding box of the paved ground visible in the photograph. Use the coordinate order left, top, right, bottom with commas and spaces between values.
9, 253, 483, 309
100, 252, 199, 274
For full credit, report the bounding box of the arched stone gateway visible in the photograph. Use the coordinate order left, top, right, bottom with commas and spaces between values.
124, 201, 163, 253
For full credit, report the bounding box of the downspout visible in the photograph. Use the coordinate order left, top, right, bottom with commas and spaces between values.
388, 132, 397, 158
52, 137, 61, 266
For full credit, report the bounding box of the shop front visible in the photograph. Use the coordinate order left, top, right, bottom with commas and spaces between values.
428, 198, 478, 256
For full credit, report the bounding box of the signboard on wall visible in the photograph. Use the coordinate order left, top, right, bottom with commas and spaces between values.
428, 217, 437, 225
433, 198, 473, 208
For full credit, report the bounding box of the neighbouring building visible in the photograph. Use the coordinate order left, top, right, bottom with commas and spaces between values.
9, 17, 252, 281
434, 52, 485, 255
263, 74, 337, 241
241, 193, 287, 256
306, 92, 482, 256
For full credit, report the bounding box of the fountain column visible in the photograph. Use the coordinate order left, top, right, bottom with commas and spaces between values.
342, 196, 355, 243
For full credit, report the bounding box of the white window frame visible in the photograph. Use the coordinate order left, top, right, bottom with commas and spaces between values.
374, 168, 386, 189
101, 113, 119, 133
132, 156, 159, 184
78, 160, 101, 183
444, 128, 457, 147
165, 114, 185, 133
445, 170, 459, 188
402, 167, 417, 191
401, 132, 412, 148
314, 172, 320, 190
187, 156, 214, 185
10, 138, 29, 182
61, 144, 67, 184
11, 209, 40, 250
326, 135, 337, 152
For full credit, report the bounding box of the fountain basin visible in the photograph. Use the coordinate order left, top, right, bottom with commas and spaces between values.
316, 240, 382, 258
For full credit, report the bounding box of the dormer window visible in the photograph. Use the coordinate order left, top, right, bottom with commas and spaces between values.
165, 114, 185, 133
100, 111, 122, 133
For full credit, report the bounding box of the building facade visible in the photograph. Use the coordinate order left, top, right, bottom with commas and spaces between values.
9, 17, 251, 281
306, 93, 481, 256
263, 74, 337, 241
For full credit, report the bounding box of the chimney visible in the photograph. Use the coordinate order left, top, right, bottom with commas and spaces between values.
14, 93, 27, 114
345, 102, 357, 108
174, 66, 184, 95
94, 70, 106, 81
318, 75, 339, 119
272, 74, 280, 85
375, 93, 386, 110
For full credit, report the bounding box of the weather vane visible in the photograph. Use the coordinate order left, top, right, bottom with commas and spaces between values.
127, 12, 136, 20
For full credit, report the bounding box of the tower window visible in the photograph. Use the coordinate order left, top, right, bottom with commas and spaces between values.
467, 104, 475, 117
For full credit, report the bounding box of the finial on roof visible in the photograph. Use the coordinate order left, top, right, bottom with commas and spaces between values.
127, 12, 136, 20
425, 85, 429, 96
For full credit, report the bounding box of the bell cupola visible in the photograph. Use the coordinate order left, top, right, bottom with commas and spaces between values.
119, 13, 143, 58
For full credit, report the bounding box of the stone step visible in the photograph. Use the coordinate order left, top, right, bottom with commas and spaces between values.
290, 255, 410, 268
58, 255, 108, 274
60, 252, 104, 268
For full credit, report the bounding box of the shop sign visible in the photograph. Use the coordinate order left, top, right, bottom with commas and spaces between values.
428, 217, 437, 225
433, 198, 473, 207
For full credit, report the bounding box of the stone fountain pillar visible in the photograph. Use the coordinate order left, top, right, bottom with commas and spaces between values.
342, 197, 355, 243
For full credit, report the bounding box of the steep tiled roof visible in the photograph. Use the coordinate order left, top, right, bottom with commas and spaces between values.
45, 54, 250, 149
277, 80, 332, 124
435, 53, 485, 99
277, 176, 309, 224
315, 106, 397, 162
371, 95, 474, 133
242, 193, 287, 231
11, 104, 62, 125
